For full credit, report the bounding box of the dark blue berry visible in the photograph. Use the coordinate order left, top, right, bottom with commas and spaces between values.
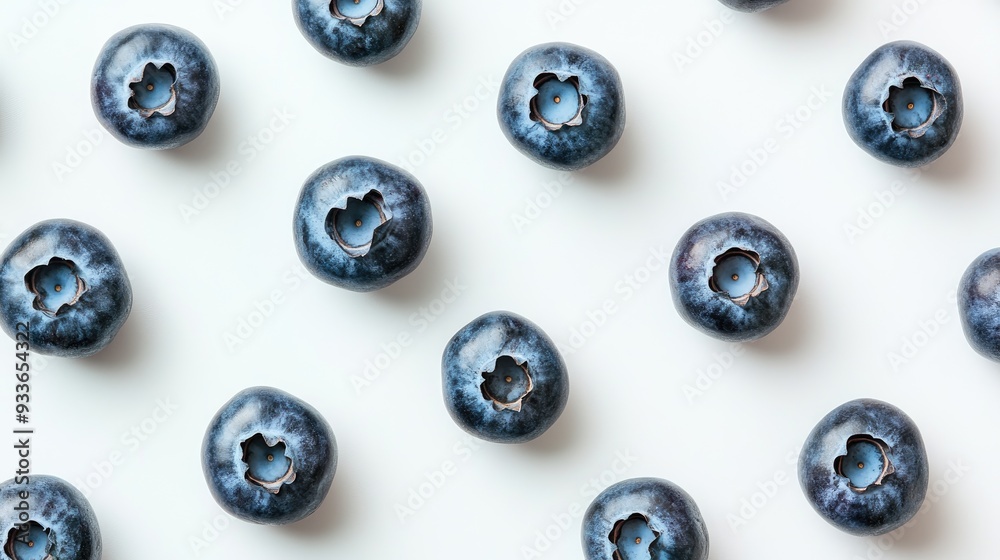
442, 311, 568, 444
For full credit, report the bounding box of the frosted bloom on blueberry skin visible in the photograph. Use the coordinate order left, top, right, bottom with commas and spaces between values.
717, 0, 788, 12
498, 42, 626, 171
582, 478, 709, 560
0, 219, 132, 358
669, 212, 798, 342
91, 24, 220, 150
958, 248, 1000, 362
202, 387, 337, 525
293, 0, 422, 66
293, 156, 433, 292
843, 40, 962, 168
442, 311, 569, 444
0, 475, 102, 560
798, 399, 928, 536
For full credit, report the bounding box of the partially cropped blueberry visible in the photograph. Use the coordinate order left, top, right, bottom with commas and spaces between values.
293, 0, 421, 66
0, 220, 132, 358
843, 41, 962, 167
498, 42, 625, 171
0, 475, 101, 560
798, 398, 928, 536
293, 156, 432, 292
958, 248, 1000, 361
669, 212, 798, 342
202, 386, 337, 525
582, 478, 709, 560
442, 311, 568, 444
91, 24, 220, 149
717, 0, 788, 12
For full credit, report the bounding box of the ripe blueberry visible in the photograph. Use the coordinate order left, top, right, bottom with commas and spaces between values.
498, 42, 626, 171
582, 477, 709, 560
798, 398, 928, 536
442, 311, 568, 443
669, 212, 798, 342
202, 386, 337, 525
843, 41, 962, 167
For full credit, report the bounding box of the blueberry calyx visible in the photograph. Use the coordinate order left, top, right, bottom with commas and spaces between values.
324, 189, 393, 258
529, 73, 588, 131
330, 0, 384, 26
480, 355, 534, 412
708, 247, 768, 306
834, 435, 895, 493
127, 62, 178, 118
24, 257, 87, 318
882, 77, 944, 138
608, 513, 660, 560
240, 433, 297, 494
4, 521, 55, 560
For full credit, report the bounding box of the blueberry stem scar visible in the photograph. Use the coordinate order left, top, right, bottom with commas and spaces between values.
24, 257, 88, 318
4, 520, 54, 560
708, 248, 768, 306
325, 189, 392, 258
330, 0, 384, 26
608, 513, 659, 560
480, 355, 533, 412
128, 62, 178, 118
529, 73, 587, 131
834, 435, 895, 492
241, 433, 297, 494
882, 76, 945, 138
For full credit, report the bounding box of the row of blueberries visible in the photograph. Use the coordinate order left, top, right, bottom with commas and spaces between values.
0, 0, 992, 558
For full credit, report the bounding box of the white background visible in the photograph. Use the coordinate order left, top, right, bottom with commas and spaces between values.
0, 0, 997, 558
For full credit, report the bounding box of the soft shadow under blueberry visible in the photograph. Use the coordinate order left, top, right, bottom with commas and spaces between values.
518, 389, 579, 456
280, 468, 355, 538
576, 125, 639, 187
157, 97, 234, 166
370, 10, 434, 79
373, 228, 451, 306
79, 306, 148, 372
761, 0, 838, 24
920, 123, 980, 189
744, 290, 810, 355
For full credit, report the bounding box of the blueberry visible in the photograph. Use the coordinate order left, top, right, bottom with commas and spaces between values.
843, 40, 962, 167
293, 156, 432, 292
669, 212, 798, 342
91, 24, 220, 149
582, 477, 709, 560
798, 398, 928, 536
0, 475, 101, 560
442, 311, 568, 444
716, 0, 788, 12
498, 42, 625, 171
202, 386, 337, 525
957, 248, 1000, 361
293, 0, 421, 66
0, 220, 132, 358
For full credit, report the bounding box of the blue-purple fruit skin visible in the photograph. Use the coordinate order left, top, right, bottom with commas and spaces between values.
958, 248, 1000, 361
293, 156, 432, 292
0, 219, 132, 358
669, 212, 798, 342
582, 477, 709, 560
843, 40, 962, 167
717, 0, 788, 12
798, 398, 928, 536
0, 475, 102, 560
442, 311, 568, 444
91, 24, 220, 149
202, 386, 337, 525
498, 42, 626, 171
292, 0, 422, 66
